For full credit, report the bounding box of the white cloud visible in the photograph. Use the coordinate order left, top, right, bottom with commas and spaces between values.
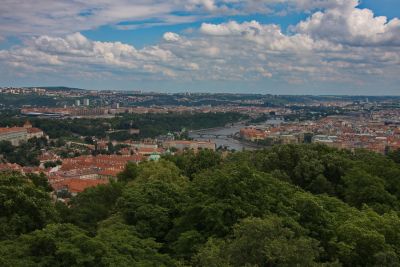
163, 32, 181, 42
0, 0, 196, 36
0, 0, 375, 37
0, 1, 399, 89
200, 20, 342, 52
294, 2, 400, 46
291, 0, 359, 11
186, 0, 218, 12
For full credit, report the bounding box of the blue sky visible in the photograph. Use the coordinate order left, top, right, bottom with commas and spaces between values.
0, 0, 399, 94
82, 0, 397, 48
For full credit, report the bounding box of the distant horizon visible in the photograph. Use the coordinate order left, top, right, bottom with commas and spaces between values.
3, 84, 400, 97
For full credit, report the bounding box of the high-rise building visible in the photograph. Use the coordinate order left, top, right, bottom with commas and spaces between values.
75, 99, 81, 106
83, 98, 90, 106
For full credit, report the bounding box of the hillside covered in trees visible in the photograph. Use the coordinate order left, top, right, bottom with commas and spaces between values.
1, 144, 400, 266
0, 112, 244, 140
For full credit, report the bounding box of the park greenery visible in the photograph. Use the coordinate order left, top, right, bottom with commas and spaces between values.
0, 112, 245, 140
0, 137, 49, 166
0, 112, 244, 166
0, 94, 72, 108
2, 144, 400, 266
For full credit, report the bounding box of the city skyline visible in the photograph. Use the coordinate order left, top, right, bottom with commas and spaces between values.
0, 0, 399, 94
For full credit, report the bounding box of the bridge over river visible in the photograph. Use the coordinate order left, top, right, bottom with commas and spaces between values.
191, 132, 233, 139
189, 122, 261, 150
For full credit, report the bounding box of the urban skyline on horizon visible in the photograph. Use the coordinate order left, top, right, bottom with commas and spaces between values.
4, 85, 400, 97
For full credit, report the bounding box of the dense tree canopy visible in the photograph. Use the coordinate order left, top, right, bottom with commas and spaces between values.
0, 172, 57, 240
0, 137, 48, 166
1, 144, 400, 266
14, 112, 244, 140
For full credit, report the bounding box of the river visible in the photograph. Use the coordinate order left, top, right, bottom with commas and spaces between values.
189, 119, 284, 151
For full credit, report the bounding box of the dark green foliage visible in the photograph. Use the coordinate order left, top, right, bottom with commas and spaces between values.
231, 144, 400, 214
29, 112, 244, 140
118, 112, 244, 139
2, 144, 400, 266
117, 162, 139, 183
117, 160, 188, 242
43, 161, 60, 169
194, 216, 321, 267
95, 219, 177, 266
0, 222, 177, 267
62, 181, 124, 232
26, 172, 53, 192
0, 137, 49, 166
173, 164, 278, 239
165, 149, 222, 179
0, 94, 65, 108
118, 180, 187, 241
0, 172, 57, 240
342, 168, 398, 212
388, 148, 400, 164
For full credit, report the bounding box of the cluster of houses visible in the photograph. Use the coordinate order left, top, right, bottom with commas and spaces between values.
240, 114, 400, 154
0, 122, 216, 200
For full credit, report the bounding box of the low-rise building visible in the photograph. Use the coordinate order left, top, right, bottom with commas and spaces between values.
240, 127, 267, 141
164, 140, 216, 152
0, 127, 27, 145
52, 178, 108, 197
0, 121, 45, 145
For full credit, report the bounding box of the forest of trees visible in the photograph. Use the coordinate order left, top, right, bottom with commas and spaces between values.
0, 137, 49, 166
0, 94, 73, 108
0, 112, 245, 140
1, 144, 400, 266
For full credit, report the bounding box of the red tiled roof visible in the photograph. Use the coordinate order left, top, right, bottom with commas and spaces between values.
0, 163, 23, 172
137, 147, 164, 154
0, 127, 26, 134
52, 178, 108, 193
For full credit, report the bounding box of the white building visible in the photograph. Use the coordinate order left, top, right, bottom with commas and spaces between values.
0, 127, 27, 146
0, 121, 45, 146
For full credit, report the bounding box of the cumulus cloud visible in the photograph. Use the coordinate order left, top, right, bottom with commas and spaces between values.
2, 19, 398, 86
0, 0, 399, 89
200, 20, 342, 52
163, 32, 181, 42
294, 2, 400, 46
0, 0, 378, 37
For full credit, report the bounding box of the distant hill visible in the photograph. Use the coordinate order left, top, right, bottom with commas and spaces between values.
28, 86, 87, 92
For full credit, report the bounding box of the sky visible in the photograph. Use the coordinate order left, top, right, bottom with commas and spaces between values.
0, 0, 399, 95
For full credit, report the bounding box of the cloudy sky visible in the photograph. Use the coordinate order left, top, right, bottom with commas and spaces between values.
0, 0, 399, 94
